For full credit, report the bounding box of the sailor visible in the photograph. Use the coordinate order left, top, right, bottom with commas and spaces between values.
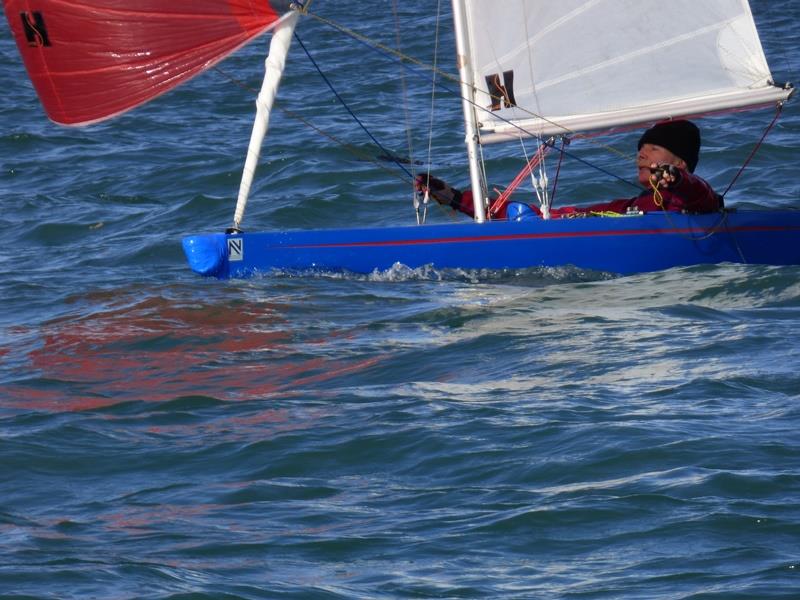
417, 120, 722, 219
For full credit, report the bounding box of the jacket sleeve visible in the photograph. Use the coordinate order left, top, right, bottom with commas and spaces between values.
453, 189, 477, 218
450, 170, 720, 218
580, 171, 720, 215
661, 171, 721, 213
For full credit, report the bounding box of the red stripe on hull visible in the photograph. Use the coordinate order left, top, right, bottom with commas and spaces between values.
285, 224, 800, 250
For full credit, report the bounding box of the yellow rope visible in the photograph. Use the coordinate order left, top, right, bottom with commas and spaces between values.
589, 211, 629, 218
650, 179, 665, 208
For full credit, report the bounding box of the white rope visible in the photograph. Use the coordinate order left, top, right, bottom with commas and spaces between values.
389, 0, 419, 224
418, 0, 444, 225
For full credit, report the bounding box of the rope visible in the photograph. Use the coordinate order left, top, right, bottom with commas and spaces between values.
304, 9, 636, 179
294, 33, 414, 180
650, 179, 664, 208
648, 174, 734, 242
721, 102, 784, 198
550, 137, 569, 204
419, 0, 445, 223
297, 8, 790, 201
223, 8, 779, 207
211, 66, 409, 185
390, 0, 417, 183
489, 141, 551, 217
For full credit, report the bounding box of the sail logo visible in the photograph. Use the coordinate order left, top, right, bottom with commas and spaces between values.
485, 70, 516, 111
227, 238, 243, 261
19, 12, 51, 48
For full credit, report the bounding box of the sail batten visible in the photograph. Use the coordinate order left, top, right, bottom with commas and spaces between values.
462, 0, 792, 143
2, 0, 293, 125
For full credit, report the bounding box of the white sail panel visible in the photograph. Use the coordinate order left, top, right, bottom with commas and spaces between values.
463, 0, 792, 141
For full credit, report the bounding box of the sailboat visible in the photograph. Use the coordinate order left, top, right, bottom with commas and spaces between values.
4, 0, 799, 278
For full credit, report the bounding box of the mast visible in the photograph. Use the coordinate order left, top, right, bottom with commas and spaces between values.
450, 0, 487, 223
232, 9, 301, 231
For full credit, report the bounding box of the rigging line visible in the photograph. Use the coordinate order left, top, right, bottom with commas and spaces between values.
720, 102, 784, 198
306, 11, 457, 85
211, 66, 411, 185
303, 12, 568, 140
548, 139, 641, 190
277, 106, 410, 184
475, 0, 544, 198
521, 0, 550, 207
420, 0, 445, 223
517, 138, 536, 205
489, 141, 551, 217
288, 0, 311, 14
391, 0, 416, 180
215, 64, 633, 197
293, 32, 414, 180
310, 10, 536, 131
306, 9, 638, 183
650, 178, 734, 242
550, 137, 569, 203
281, 113, 409, 182
306, 8, 566, 136
425, 1, 443, 177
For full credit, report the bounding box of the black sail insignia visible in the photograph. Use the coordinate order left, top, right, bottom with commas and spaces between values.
20, 12, 51, 47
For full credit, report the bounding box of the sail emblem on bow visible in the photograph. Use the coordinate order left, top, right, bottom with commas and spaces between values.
462, 0, 793, 142
1, 0, 295, 126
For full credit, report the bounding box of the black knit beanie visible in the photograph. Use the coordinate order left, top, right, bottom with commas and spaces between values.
637, 120, 701, 172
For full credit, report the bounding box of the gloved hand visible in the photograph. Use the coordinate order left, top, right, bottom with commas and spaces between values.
649, 163, 682, 188
415, 174, 457, 205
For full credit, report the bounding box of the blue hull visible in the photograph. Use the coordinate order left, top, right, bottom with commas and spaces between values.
182, 210, 800, 278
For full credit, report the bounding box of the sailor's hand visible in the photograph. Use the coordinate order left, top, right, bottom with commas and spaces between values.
649, 163, 681, 188
415, 174, 454, 205
416, 174, 444, 191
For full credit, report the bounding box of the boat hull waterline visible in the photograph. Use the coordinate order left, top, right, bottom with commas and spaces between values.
182, 210, 800, 278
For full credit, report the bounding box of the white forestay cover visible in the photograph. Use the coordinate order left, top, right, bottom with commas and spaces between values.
463, 0, 792, 142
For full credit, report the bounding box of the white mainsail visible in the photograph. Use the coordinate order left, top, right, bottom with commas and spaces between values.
461, 0, 792, 142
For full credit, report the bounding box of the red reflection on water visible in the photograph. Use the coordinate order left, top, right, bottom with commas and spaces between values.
101, 502, 222, 533
8, 293, 382, 411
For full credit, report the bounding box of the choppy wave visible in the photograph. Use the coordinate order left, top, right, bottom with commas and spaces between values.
2, 1, 800, 598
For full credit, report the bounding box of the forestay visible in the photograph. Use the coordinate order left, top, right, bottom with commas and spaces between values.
462, 0, 793, 142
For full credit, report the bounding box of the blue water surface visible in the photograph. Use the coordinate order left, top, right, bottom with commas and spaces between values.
1, 2, 799, 598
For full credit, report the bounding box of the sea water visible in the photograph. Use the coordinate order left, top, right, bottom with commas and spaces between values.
1, 2, 799, 598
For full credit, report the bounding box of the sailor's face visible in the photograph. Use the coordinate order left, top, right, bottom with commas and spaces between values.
637, 143, 685, 186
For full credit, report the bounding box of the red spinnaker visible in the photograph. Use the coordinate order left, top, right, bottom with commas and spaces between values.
2, 1, 290, 125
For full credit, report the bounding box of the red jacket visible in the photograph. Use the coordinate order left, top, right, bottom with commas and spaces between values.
451, 169, 721, 219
